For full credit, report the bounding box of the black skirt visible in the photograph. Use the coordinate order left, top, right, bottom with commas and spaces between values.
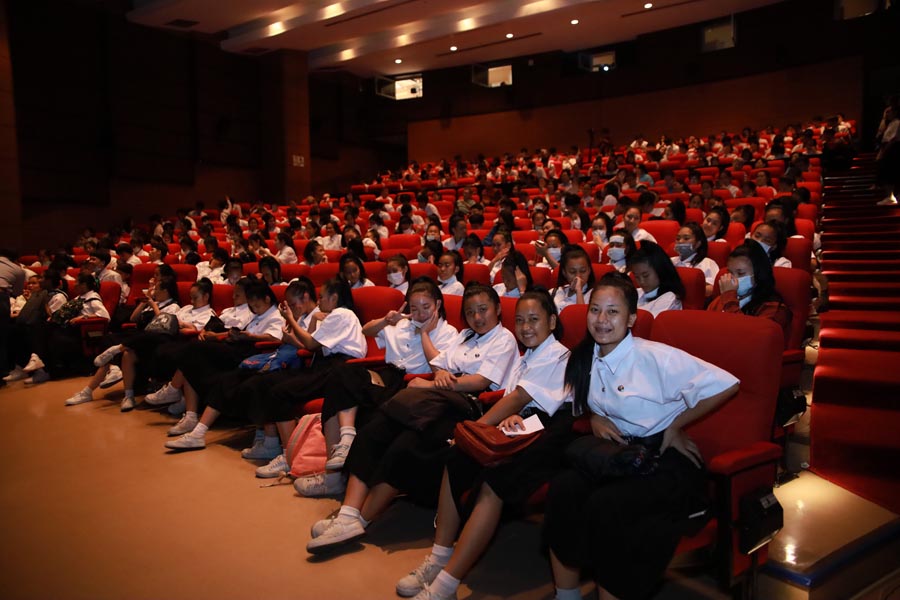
319, 363, 407, 426
177, 340, 259, 398
543, 447, 708, 600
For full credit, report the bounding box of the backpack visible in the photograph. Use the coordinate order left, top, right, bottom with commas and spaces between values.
49, 297, 85, 326
285, 413, 327, 477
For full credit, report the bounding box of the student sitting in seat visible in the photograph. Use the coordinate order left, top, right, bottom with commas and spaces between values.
552, 246, 595, 313
492, 250, 532, 298
671, 222, 720, 296
603, 229, 635, 273
749, 220, 792, 268
701, 206, 730, 244
436, 251, 465, 296
386, 254, 411, 295
339, 253, 375, 289
628, 241, 684, 317
621, 203, 658, 245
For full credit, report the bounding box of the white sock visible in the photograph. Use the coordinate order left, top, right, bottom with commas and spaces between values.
185, 411, 197, 420
81, 386, 93, 397
555, 587, 581, 600
430, 570, 460, 597
263, 435, 281, 447
430, 543, 454, 566
339, 426, 357, 439
192, 423, 209, 438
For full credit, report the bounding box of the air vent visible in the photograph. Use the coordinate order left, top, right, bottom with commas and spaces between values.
165, 19, 199, 28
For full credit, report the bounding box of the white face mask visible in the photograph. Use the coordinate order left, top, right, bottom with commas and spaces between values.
592, 230, 607, 244
547, 247, 562, 261
425, 234, 439, 242
387, 272, 405, 286
410, 319, 429, 329
438, 275, 454, 284
608, 247, 626, 262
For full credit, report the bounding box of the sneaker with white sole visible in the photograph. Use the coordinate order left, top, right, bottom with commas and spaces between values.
23, 354, 45, 373
310, 515, 337, 538
167, 413, 198, 436
24, 369, 49, 384
167, 398, 186, 416
120, 396, 136, 412
294, 471, 347, 497
241, 437, 283, 460
165, 432, 206, 451
99, 365, 123, 389
64, 388, 93, 406
306, 518, 365, 554
3, 367, 26, 382
410, 585, 457, 600
324, 440, 353, 471
396, 555, 444, 597
93, 345, 122, 367
255, 454, 290, 478
145, 383, 182, 406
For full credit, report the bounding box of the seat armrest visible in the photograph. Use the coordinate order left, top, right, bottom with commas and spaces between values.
707, 442, 782, 476
477, 390, 505, 405
254, 341, 280, 350
404, 372, 434, 382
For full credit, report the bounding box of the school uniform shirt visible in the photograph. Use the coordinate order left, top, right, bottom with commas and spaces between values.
351, 279, 375, 289
489, 261, 504, 282
671, 255, 720, 288
442, 237, 465, 251
175, 304, 215, 330
438, 275, 464, 296
371, 225, 389, 240
47, 290, 69, 315
245, 304, 286, 340
298, 307, 320, 331
552, 284, 592, 312
430, 322, 519, 392
636, 288, 682, 317
376, 317, 458, 375
118, 281, 131, 305
219, 303, 253, 329
312, 306, 367, 358
422, 203, 440, 217
275, 246, 298, 265
773, 256, 792, 268
588, 333, 739, 438
630, 228, 658, 244
141, 298, 180, 319
317, 234, 343, 251
126, 255, 142, 266
492, 283, 521, 298
195, 262, 224, 282
390, 281, 409, 295
503, 335, 572, 417
78, 291, 110, 321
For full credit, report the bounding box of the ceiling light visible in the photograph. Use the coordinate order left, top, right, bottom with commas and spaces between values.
644, 2, 653, 8
450, 45, 458, 51
570, 19, 579, 25
602, 65, 610, 71
506, 33, 514, 39
394, 58, 402, 64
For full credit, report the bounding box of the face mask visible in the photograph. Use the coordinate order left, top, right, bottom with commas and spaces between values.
438, 275, 454, 284
592, 230, 607, 244
754, 239, 773, 255
608, 247, 626, 262
426, 234, 439, 242
387, 272, 405, 286
410, 319, 429, 329
505, 286, 521, 298
674, 243, 695, 259
417, 253, 428, 263
737, 275, 754, 296
547, 247, 562, 261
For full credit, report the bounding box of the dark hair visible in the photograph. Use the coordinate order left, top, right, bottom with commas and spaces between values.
679, 222, 709, 266
339, 253, 368, 286
501, 249, 533, 290
448, 214, 466, 234
460, 282, 500, 326
276, 232, 295, 252
76, 272, 100, 293
439, 250, 464, 283
180, 238, 198, 253
150, 240, 168, 258
321, 277, 355, 313
183, 251, 201, 266
732, 204, 756, 226
461, 234, 484, 258
556, 246, 595, 289
753, 219, 788, 264
728, 243, 783, 315
626, 240, 685, 300
707, 206, 731, 239
543, 229, 570, 248
303, 240, 322, 265
89, 250, 112, 267
407, 277, 447, 320
386, 254, 410, 282
285, 276, 317, 303
193, 277, 213, 300
244, 278, 278, 306
518, 288, 563, 339
157, 275, 179, 302
211, 248, 229, 264
234, 276, 253, 294
345, 238, 367, 261
564, 272, 638, 414
258, 256, 282, 284
667, 198, 686, 225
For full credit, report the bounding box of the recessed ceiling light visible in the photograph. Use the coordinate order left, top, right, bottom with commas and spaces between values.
394, 58, 402, 64
570, 19, 579, 25
644, 2, 653, 8
450, 45, 458, 51
602, 65, 610, 71
506, 33, 514, 39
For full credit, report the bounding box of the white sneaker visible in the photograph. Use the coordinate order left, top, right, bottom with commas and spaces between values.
397, 555, 444, 598
24, 368, 49, 384
165, 432, 206, 451
294, 472, 347, 497
93, 345, 122, 367
99, 365, 123, 389
410, 585, 457, 600
3, 367, 26, 382
876, 193, 897, 206
23, 354, 45, 373
167, 398, 186, 416
310, 515, 337, 538
305, 517, 365, 554
241, 437, 283, 460
324, 439, 353, 471
255, 454, 290, 478
145, 383, 182, 406
120, 396, 136, 413
167, 413, 198, 436
64, 388, 93, 406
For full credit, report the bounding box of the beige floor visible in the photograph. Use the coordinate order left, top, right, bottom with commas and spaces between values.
0, 375, 894, 600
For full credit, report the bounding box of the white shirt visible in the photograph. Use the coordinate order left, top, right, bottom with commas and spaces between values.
275, 246, 298, 264
317, 235, 343, 251
196, 262, 224, 283
175, 304, 215, 330
391, 281, 409, 295
47, 291, 68, 315
438, 276, 464, 296
587, 334, 739, 437
630, 228, 658, 244
443, 237, 465, 251
312, 306, 367, 358
246, 304, 285, 340
78, 291, 110, 320
430, 323, 518, 391
376, 317, 458, 374
492, 283, 521, 298
503, 335, 572, 416
351, 279, 375, 289
671, 255, 720, 287
126, 255, 142, 266
552, 284, 592, 313
219, 303, 253, 329
774, 256, 792, 268
636, 289, 682, 317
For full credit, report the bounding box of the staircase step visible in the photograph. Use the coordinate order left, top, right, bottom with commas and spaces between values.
813, 348, 900, 408
822, 270, 900, 282
821, 232, 900, 242
828, 295, 900, 310
821, 250, 900, 260
820, 259, 900, 271
830, 282, 900, 297
819, 327, 900, 351
819, 310, 900, 330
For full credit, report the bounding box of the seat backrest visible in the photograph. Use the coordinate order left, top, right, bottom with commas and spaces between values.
97, 281, 120, 317
409, 262, 438, 282
773, 267, 811, 352
362, 261, 388, 286
308, 263, 340, 287
499, 296, 519, 336
211, 284, 234, 314
675, 267, 707, 310
650, 311, 782, 459
511, 230, 540, 245
724, 222, 746, 249
441, 294, 466, 331
793, 218, 815, 242
558, 305, 653, 350
461, 263, 490, 286
281, 263, 310, 282
171, 264, 198, 282
382, 234, 422, 250
127, 264, 158, 304
640, 220, 679, 251
783, 237, 812, 273
706, 241, 732, 269
684, 208, 704, 225
350, 286, 405, 325
176, 281, 193, 306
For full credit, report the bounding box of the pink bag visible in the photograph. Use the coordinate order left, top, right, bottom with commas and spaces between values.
285, 413, 327, 477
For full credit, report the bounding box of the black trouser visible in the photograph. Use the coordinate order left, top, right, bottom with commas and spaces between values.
246, 354, 350, 425
0, 294, 9, 376
319, 363, 407, 427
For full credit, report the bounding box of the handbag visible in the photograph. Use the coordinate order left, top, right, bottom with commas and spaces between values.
49, 298, 84, 326
203, 315, 227, 333
144, 312, 179, 336
239, 344, 302, 373
453, 420, 541, 467
565, 431, 664, 480
380, 389, 481, 431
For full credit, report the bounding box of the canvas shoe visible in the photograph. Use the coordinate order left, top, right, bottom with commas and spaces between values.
120, 396, 136, 413
23, 354, 45, 373
99, 365, 123, 389
24, 369, 49, 384
305, 518, 365, 554
167, 412, 198, 436
410, 585, 457, 600
144, 383, 182, 406
310, 515, 337, 538
293, 472, 346, 497
241, 435, 283, 461
64, 388, 93, 406
324, 439, 353, 471
255, 454, 289, 478
167, 398, 186, 416
165, 432, 206, 451
3, 366, 26, 382
396, 555, 444, 597
93, 345, 122, 367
